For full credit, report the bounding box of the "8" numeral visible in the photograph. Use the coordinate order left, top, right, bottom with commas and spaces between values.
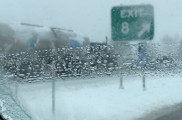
121, 22, 129, 34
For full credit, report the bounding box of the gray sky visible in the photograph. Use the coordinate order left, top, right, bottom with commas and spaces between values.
0, 0, 182, 42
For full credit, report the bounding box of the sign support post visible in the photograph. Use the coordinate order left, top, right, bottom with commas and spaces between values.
52, 77, 55, 117
120, 75, 124, 89
51, 61, 56, 119
119, 62, 124, 89
142, 69, 146, 91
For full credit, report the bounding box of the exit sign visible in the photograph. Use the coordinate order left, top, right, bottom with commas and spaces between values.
111, 5, 154, 41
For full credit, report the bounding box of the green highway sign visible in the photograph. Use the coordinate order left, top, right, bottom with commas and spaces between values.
111, 5, 154, 41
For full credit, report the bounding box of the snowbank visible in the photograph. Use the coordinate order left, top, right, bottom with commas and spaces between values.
17, 74, 182, 120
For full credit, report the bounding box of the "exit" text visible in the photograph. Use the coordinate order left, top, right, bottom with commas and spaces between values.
120, 9, 144, 18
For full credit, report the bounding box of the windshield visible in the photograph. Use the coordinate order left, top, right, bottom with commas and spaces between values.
1, 0, 182, 120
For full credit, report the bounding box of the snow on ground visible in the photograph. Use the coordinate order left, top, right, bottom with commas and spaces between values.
0, 99, 5, 112
16, 73, 182, 120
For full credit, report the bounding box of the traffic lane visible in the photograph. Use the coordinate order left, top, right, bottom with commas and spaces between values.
154, 106, 182, 120
136, 103, 182, 120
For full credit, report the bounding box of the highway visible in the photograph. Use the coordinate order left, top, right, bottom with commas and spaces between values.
137, 103, 182, 120
154, 104, 182, 120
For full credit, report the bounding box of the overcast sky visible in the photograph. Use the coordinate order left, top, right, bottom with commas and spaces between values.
0, 0, 182, 42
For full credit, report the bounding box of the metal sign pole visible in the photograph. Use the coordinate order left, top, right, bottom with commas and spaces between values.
120, 76, 124, 89
15, 79, 18, 99
52, 76, 55, 117
51, 61, 56, 118
137, 42, 147, 91
120, 60, 124, 89
142, 69, 146, 91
